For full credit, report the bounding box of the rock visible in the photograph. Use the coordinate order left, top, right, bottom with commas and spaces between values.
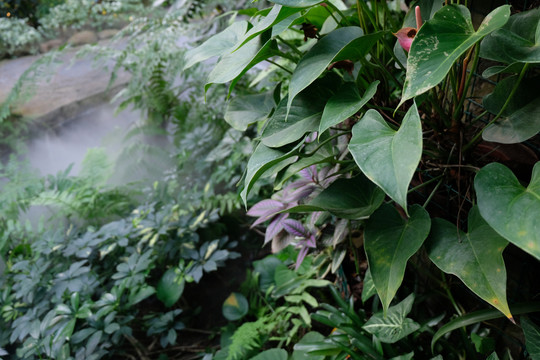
67, 31, 98, 46
39, 39, 64, 53
97, 29, 120, 40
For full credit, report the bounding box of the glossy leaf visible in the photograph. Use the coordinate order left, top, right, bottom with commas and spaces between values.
431, 302, 540, 350
426, 207, 512, 318
157, 268, 185, 308
285, 175, 385, 219
482, 76, 540, 144
475, 162, 540, 260
224, 91, 276, 131
362, 268, 377, 303
365, 204, 431, 312
269, 0, 324, 8
292, 332, 325, 360
363, 294, 420, 343
241, 142, 299, 204
349, 103, 422, 213
522, 317, 540, 359
222, 292, 249, 321
480, 8, 540, 64
319, 81, 379, 136
398, 5, 510, 107
205, 36, 277, 96
184, 21, 248, 70
287, 27, 383, 114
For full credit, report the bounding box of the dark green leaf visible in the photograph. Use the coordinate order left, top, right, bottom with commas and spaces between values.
399, 5, 510, 107
427, 207, 512, 318
156, 268, 185, 308
471, 333, 496, 355
222, 292, 249, 321
522, 317, 540, 359
349, 103, 422, 213
319, 81, 379, 136
250, 348, 288, 360
475, 162, 540, 260
292, 332, 325, 360
482, 76, 540, 144
365, 204, 431, 312
224, 91, 276, 131
480, 8, 540, 64
253, 255, 282, 292
363, 294, 420, 343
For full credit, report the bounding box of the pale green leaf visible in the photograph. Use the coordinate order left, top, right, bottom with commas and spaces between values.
269, 0, 324, 8
475, 162, 540, 260
224, 91, 276, 131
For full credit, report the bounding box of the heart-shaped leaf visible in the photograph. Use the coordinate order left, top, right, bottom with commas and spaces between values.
365, 204, 431, 312
224, 91, 276, 131
205, 36, 277, 96
426, 207, 512, 319
475, 162, 540, 260
184, 21, 248, 70
480, 8, 540, 64
157, 268, 185, 307
287, 27, 383, 115
349, 102, 422, 213
482, 75, 540, 144
222, 292, 249, 321
363, 294, 420, 343
319, 81, 379, 136
398, 5, 510, 107
284, 175, 385, 219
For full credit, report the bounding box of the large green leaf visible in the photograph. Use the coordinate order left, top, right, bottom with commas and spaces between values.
480, 8, 540, 64
475, 162, 540, 260
319, 81, 379, 136
240, 143, 299, 204
522, 317, 540, 359
364, 204, 431, 312
183, 21, 248, 70
426, 207, 512, 319
292, 332, 325, 360
363, 294, 420, 343
349, 102, 422, 213
224, 91, 276, 131
250, 349, 288, 360
398, 5, 510, 107
156, 268, 185, 308
287, 27, 383, 115
269, 0, 324, 8
205, 36, 277, 96
285, 175, 385, 219
482, 76, 540, 144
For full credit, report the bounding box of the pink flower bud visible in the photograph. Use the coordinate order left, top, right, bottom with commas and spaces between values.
394, 27, 417, 52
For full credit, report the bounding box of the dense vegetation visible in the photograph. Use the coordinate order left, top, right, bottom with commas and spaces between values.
1, 0, 540, 359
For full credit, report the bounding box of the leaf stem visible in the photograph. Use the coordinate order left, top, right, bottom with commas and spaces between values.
276, 36, 303, 57
266, 59, 292, 74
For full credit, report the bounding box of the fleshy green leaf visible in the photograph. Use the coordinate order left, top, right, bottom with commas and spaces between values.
269, 0, 324, 8
319, 81, 379, 136
205, 36, 277, 96
398, 5, 510, 107
475, 162, 540, 260
363, 294, 420, 343
184, 21, 248, 70
365, 204, 431, 312
482, 75, 540, 144
284, 175, 385, 219
480, 8, 540, 64
426, 207, 512, 319
287, 27, 383, 115
156, 268, 185, 308
522, 317, 540, 359
222, 292, 249, 321
224, 91, 276, 131
349, 102, 422, 213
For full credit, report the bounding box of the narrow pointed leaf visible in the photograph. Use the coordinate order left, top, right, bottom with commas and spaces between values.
426, 207, 512, 319
480, 8, 540, 64
284, 175, 385, 219
184, 21, 248, 70
269, 0, 324, 7
349, 103, 422, 213
475, 162, 540, 260
365, 204, 431, 312
398, 5, 510, 107
287, 27, 383, 114
319, 81, 379, 136
363, 294, 420, 343
522, 317, 540, 359
482, 76, 540, 144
